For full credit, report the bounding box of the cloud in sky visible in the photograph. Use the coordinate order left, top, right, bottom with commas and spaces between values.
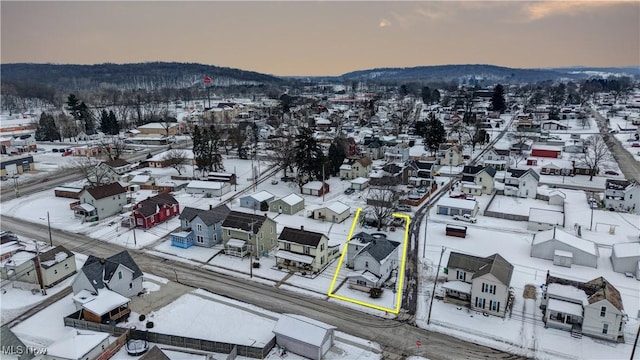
379, 18, 391, 28
523, 0, 634, 21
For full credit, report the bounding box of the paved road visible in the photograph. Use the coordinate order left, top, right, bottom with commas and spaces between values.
590, 108, 640, 183
1, 216, 526, 360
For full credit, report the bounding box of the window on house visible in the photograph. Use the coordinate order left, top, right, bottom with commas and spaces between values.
456, 270, 465, 281
356, 280, 367, 286
166, 209, 170, 216
137, 218, 143, 225
197, 224, 202, 231
228, 230, 231, 236
213, 234, 217, 242
54, 269, 58, 274
303, 246, 310, 255
602, 323, 608, 334
475, 297, 485, 309
26, 271, 30, 276
118, 271, 122, 280
321, 256, 324, 264
65, 264, 69, 269
129, 283, 133, 289
600, 306, 606, 317
365, 261, 369, 267
197, 235, 204, 243
320, 243, 324, 251
284, 243, 291, 251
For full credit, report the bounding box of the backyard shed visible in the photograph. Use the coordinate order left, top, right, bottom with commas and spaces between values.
530, 227, 599, 268
445, 224, 467, 238
185, 180, 230, 197
272, 314, 336, 360
610, 242, 640, 279
436, 197, 479, 217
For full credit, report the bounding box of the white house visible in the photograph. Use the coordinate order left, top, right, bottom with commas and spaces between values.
531, 227, 599, 268
272, 314, 336, 360
481, 147, 510, 170
504, 168, 539, 198
78, 182, 128, 220
346, 233, 400, 291
185, 180, 231, 197
603, 179, 640, 213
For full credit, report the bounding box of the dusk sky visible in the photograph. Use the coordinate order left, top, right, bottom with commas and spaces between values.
1, 1, 639, 76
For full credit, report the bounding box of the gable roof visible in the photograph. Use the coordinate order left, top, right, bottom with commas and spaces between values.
472, 253, 514, 286
221, 211, 268, 233
179, 206, 205, 222
140, 346, 171, 360
84, 182, 126, 200
362, 237, 400, 262
507, 168, 540, 181
279, 227, 326, 247
462, 165, 496, 177
279, 193, 304, 206
79, 251, 143, 293
532, 227, 598, 256
447, 252, 491, 273
585, 277, 624, 311
38, 245, 74, 269
134, 193, 178, 217
195, 204, 231, 226
273, 314, 336, 348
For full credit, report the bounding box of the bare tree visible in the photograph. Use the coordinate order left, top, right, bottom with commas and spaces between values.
73, 157, 114, 187
365, 186, 398, 231
99, 137, 127, 161
162, 149, 189, 175
579, 135, 613, 181
265, 134, 296, 177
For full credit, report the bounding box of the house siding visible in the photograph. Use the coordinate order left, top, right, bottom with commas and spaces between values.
583, 300, 624, 341
222, 218, 277, 254
106, 264, 143, 298
41, 256, 76, 287
531, 240, 598, 268
79, 192, 127, 220
470, 273, 509, 317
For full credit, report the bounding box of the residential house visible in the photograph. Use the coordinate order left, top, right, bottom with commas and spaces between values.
531, 227, 599, 268
407, 160, 437, 187
383, 143, 410, 163
275, 226, 336, 273
77, 182, 128, 220
504, 168, 540, 198
176, 204, 230, 248
369, 163, 409, 186
221, 211, 277, 257
603, 179, 640, 213
91, 162, 124, 185
302, 181, 330, 197
185, 180, 231, 197
346, 233, 400, 291
339, 156, 373, 180
610, 242, 640, 278
37, 245, 77, 288
481, 148, 510, 171
460, 165, 496, 196
103, 158, 134, 175
436, 197, 479, 217
443, 252, 514, 317
0, 245, 76, 289
540, 160, 574, 176
312, 202, 350, 223
72, 250, 144, 299
269, 193, 305, 215
439, 144, 464, 167
132, 193, 179, 229
362, 139, 384, 160
541, 273, 626, 342
240, 191, 275, 211
272, 314, 336, 360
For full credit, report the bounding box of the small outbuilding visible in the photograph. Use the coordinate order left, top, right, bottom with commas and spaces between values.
436, 197, 479, 217
185, 180, 231, 197
610, 242, 640, 279
272, 314, 336, 360
530, 227, 599, 268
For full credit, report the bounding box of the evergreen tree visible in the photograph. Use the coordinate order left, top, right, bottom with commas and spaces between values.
421, 86, 432, 104
490, 84, 507, 113
432, 89, 441, 104
328, 138, 347, 176
35, 112, 60, 142
108, 110, 120, 135
79, 102, 96, 134
293, 127, 326, 188
100, 110, 110, 134
423, 112, 446, 154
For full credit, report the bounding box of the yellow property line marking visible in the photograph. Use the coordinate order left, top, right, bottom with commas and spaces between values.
327, 208, 411, 314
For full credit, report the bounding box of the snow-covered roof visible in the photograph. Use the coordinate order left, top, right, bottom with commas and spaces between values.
612, 242, 640, 259
247, 190, 274, 202
274, 250, 313, 265
74, 203, 96, 212
46, 330, 109, 359
547, 298, 583, 317
187, 180, 226, 190
130, 175, 151, 183
532, 144, 563, 151
350, 177, 369, 184
533, 228, 598, 256
226, 238, 246, 248
273, 314, 336, 347
302, 181, 325, 190
546, 283, 588, 305
436, 197, 478, 210
54, 186, 83, 193
280, 193, 304, 206
339, 164, 352, 170
2, 251, 36, 267
137, 122, 179, 129
73, 288, 130, 316
324, 201, 350, 214
347, 269, 380, 283
442, 280, 472, 294
528, 208, 563, 225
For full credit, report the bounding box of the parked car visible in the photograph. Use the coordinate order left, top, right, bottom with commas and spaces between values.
344, 188, 355, 195
631, 143, 640, 148
609, 129, 619, 134
604, 170, 619, 176
52, 148, 59, 153
62, 150, 72, 156
453, 214, 477, 223
271, 179, 279, 185
395, 204, 412, 212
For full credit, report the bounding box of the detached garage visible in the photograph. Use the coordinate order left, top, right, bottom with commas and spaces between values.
436, 197, 479, 217
530, 227, 599, 268
610, 242, 640, 279
272, 314, 336, 360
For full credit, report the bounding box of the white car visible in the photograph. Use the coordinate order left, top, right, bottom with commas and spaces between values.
453, 214, 477, 223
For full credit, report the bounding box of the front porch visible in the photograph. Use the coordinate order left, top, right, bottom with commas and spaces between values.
543, 298, 583, 332
225, 238, 248, 257
442, 281, 472, 306
274, 250, 315, 273
73, 203, 98, 222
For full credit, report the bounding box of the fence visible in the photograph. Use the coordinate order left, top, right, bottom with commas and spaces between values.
64, 312, 276, 359
96, 329, 129, 360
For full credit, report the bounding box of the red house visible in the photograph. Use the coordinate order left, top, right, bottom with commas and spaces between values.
531, 144, 562, 159
132, 193, 180, 229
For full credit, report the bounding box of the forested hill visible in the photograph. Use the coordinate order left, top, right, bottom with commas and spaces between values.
0, 62, 286, 92
336, 64, 639, 83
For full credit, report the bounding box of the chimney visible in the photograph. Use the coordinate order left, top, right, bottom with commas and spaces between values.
300, 225, 304, 231
209, 204, 213, 210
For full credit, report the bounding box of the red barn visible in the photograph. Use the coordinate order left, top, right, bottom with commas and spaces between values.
132, 193, 180, 229
531, 144, 562, 159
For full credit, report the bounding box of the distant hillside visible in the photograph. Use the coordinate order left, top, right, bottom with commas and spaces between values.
0, 62, 286, 92
335, 64, 638, 83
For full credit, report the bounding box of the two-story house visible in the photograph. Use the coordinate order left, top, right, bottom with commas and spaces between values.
443, 252, 514, 317
541, 273, 626, 342
72, 250, 144, 299
77, 182, 128, 220
383, 144, 410, 163
460, 165, 496, 196
275, 226, 336, 274
407, 160, 438, 187
339, 156, 373, 180
177, 204, 231, 247
132, 193, 180, 229
439, 144, 464, 167
222, 211, 277, 257
481, 147, 510, 171
504, 168, 540, 198
603, 179, 640, 213
0, 245, 77, 290
345, 233, 400, 291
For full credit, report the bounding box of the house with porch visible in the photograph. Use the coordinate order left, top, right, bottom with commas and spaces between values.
504, 168, 540, 198
603, 179, 640, 213
221, 211, 277, 257
480, 147, 510, 171
77, 182, 128, 220
132, 193, 180, 229
175, 204, 231, 248
346, 233, 400, 291
339, 156, 372, 180
443, 252, 514, 317
275, 226, 336, 274
269, 193, 305, 215
460, 165, 496, 196
72, 250, 144, 299
541, 273, 626, 342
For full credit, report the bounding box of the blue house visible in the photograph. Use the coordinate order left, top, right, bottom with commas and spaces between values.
170, 231, 194, 248
178, 204, 230, 247
239, 191, 275, 211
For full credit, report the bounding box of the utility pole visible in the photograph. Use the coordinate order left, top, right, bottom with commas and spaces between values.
631, 323, 640, 360
47, 212, 53, 247
133, 228, 137, 246
422, 209, 429, 258
427, 246, 445, 325
33, 241, 47, 295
